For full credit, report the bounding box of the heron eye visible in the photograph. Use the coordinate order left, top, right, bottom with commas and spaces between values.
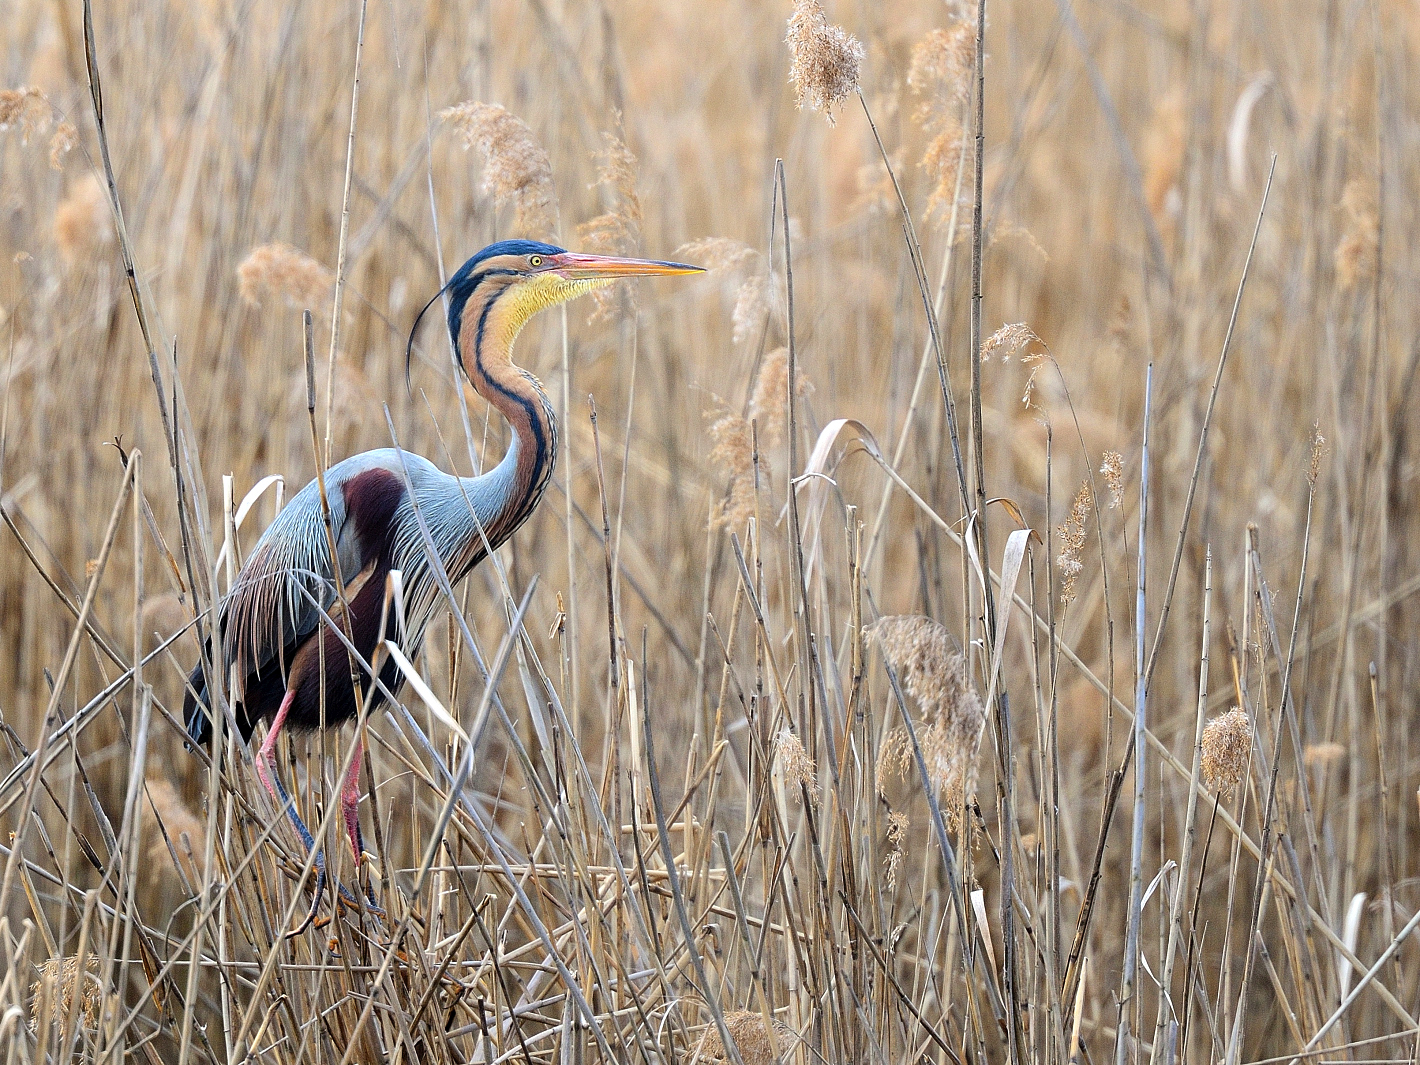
529, 255, 543, 267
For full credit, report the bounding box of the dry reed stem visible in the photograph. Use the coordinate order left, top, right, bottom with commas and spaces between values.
2, 1, 1418, 1061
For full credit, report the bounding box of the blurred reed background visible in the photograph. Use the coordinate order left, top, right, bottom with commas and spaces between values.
0, 0, 1417, 1061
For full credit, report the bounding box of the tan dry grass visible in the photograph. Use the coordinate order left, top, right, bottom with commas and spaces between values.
0, 0, 1417, 1061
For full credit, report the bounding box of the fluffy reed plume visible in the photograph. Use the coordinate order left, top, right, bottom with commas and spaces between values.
1056, 480, 1092, 608
53, 174, 115, 266
441, 102, 558, 238
884, 810, 909, 890
144, 776, 207, 882
1334, 177, 1378, 290
1100, 451, 1124, 508
774, 727, 819, 802
1202, 707, 1252, 792
982, 322, 1039, 361
28, 954, 101, 1034
786, 0, 864, 124
0, 86, 51, 141
700, 1010, 784, 1064
908, 22, 974, 218
237, 242, 333, 311
872, 615, 984, 828
749, 348, 809, 445
707, 408, 756, 529
48, 120, 76, 169
576, 124, 642, 321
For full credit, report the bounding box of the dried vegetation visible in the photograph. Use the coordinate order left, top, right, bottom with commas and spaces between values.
0, 0, 1417, 1062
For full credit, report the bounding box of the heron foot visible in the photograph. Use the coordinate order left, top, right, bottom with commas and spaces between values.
267, 774, 384, 932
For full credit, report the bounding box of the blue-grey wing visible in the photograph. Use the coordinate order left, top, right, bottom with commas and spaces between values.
218, 466, 366, 685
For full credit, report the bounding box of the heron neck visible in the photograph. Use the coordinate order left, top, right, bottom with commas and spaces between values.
456, 310, 558, 550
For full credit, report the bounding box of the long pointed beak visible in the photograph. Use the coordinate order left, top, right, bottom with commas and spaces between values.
552, 253, 704, 279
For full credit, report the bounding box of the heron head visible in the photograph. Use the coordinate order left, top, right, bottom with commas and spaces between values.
406, 239, 701, 383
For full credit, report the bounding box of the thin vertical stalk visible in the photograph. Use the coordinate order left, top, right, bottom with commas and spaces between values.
1117, 363, 1153, 1065
322, 0, 370, 464
1150, 548, 1211, 1063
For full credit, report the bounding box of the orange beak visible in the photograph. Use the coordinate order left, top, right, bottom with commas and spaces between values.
550, 252, 704, 279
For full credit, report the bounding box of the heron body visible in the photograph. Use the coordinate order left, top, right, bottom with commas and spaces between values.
183, 239, 699, 897
182, 447, 543, 743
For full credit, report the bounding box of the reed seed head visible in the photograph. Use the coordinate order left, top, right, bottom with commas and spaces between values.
1334, 177, 1378, 290
1057, 480, 1092, 609
1308, 424, 1326, 486
1100, 451, 1124, 508
871, 615, 984, 826
749, 348, 809, 445
237, 242, 333, 311
144, 776, 208, 882
884, 810, 910, 890
909, 24, 973, 219
577, 122, 643, 321
701, 1010, 785, 1064
732, 274, 772, 346
908, 25, 974, 115
982, 322, 1039, 361
1143, 91, 1185, 227
677, 237, 761, 274
1303, 741, 1346, 770
707, 409, 756, 530
786, 0, 864, 125
28, 954, 101, 1034
774, 727, 819, 802
1202, 707, 1252, 791
0, 87, 50, 142
48, 120, 76, 169
441, 101, 558, 238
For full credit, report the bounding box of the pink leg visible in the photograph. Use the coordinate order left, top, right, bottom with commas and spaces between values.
255, 690, 296, 807
341, 734, 366, 867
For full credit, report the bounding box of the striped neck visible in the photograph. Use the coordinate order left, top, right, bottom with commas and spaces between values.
453, 278, 558, 552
